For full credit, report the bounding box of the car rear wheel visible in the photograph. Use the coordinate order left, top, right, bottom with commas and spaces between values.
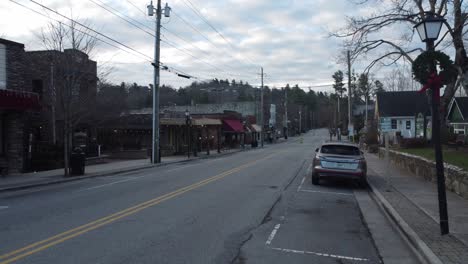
312, 173, 320, 185
358, 177, 367, 188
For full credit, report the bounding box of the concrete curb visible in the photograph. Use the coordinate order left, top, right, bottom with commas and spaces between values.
0, 148, 247, 193
367, 181, 443, 264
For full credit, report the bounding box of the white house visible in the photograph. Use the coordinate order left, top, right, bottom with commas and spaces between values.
447, 96, 468, 136
375, 91, 431, 141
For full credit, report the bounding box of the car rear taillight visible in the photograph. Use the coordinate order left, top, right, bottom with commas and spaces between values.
359, 159, 366, 169
313, 156, 320, 166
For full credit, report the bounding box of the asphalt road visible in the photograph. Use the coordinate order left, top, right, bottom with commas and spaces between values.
0, 130, 410, 264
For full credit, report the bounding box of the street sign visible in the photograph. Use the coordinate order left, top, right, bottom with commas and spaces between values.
380, 117, 392, 132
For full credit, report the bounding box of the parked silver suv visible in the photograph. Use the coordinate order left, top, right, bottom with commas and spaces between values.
312, 142, 367, 186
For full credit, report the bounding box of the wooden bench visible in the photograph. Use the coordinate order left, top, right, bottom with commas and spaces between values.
447, 134, 466, 150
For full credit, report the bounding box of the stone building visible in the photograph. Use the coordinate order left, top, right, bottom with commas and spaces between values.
0, 38, 40, 174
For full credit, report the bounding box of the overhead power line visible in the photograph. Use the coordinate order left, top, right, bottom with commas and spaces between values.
89, 0, 154, 36
10, 0, 199, 80
160, 37, 253, 80
9, 0, 152, 63
28, 0, 153, 61
180, 0, 259, 68
88, 0, 253, 81
170, 9, 258, 75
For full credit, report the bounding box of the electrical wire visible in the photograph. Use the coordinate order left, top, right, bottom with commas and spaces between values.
171, 9, 258, 74
28, 0, 153, 61
88, 0, 254, 81
10, 0, 199, 80
180, 0, 259, 68
89, 0, 154, 35
9, 0, 152, 63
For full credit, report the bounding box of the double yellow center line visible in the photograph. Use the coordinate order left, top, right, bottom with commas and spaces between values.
0, 153, 277, 264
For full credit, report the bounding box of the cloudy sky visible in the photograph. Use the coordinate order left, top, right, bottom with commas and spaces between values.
1, 0, 386, 92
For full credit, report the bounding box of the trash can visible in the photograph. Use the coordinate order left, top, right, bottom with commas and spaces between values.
70, 148, 85, 176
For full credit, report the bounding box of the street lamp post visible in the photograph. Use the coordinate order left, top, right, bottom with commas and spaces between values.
147, 0, 171, 163
414, 12, 449, 235
185, 110, 191, 159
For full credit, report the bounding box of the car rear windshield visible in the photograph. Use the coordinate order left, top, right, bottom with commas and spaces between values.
320, 145, 360, 156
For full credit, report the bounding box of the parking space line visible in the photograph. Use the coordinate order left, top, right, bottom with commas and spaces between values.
265, 224, 281, 245
298, 189, 353, 196
0, 206, 9, 210
297, 176, 306, 192
270, 247, 370, 262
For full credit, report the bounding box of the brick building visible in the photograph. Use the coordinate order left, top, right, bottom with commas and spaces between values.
26, 49, 98, 145
0, 39, 40, 174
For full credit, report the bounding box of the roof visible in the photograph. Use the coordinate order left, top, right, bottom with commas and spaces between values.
454, 97, 468, 120
0, 38, 24, 48
376, 91, 430, 117
251, 124, 262, 132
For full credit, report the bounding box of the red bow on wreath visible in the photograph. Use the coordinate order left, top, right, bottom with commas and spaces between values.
418, 72, 442, 102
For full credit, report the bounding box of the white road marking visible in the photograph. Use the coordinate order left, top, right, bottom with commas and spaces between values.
299, 189, 353, 196
270, 247, 370, 262
265, 224, 281, 245
82, 177, 142, 191
0, 206, 9, 210
297, 176, 306, 192
297, 164, 311, 192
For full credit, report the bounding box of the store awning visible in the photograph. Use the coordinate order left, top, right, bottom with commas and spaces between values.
160, 118, 186, 126
223, 119, 244, 133
0, 89, 40, 111
250, 124, 262, 132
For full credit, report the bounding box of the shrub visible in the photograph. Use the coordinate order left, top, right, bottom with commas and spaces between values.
399, 138, 428, 148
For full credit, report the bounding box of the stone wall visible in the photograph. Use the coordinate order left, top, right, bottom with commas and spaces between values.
378, 148, 468, 200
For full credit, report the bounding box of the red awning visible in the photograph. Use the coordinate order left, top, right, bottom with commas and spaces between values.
0, 89, 41, 111
223, 119, 244, 133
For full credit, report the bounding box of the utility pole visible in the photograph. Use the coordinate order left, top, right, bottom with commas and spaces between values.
284, 86, 288, 139
260, 67, 264, 148
299, 110, 302, 134
148, 0, 170, 163
347, 50, 352, 135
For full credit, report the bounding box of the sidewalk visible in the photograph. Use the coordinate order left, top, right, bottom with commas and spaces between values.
0, 148, 243, 192
365, 152, 468, 264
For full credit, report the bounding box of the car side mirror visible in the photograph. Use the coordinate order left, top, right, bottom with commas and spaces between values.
315, 148, 319, 152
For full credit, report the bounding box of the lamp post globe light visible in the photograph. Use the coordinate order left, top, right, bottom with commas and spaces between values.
415, 13, 445, 43
147, 0, 171, 164
414, 12, 449, 235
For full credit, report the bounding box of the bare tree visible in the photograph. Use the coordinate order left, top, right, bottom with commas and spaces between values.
383, 64, 416, 91
38, 20, 97, 176
333, 0, 468, 112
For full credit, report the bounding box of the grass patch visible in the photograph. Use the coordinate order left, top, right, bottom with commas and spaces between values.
398, 147, 468, 171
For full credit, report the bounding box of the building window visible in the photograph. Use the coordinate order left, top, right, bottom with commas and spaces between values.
391, 119, 397, 129
406, 120, 411, 130
0, 44, 6, 90
32, 79, 43, 98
